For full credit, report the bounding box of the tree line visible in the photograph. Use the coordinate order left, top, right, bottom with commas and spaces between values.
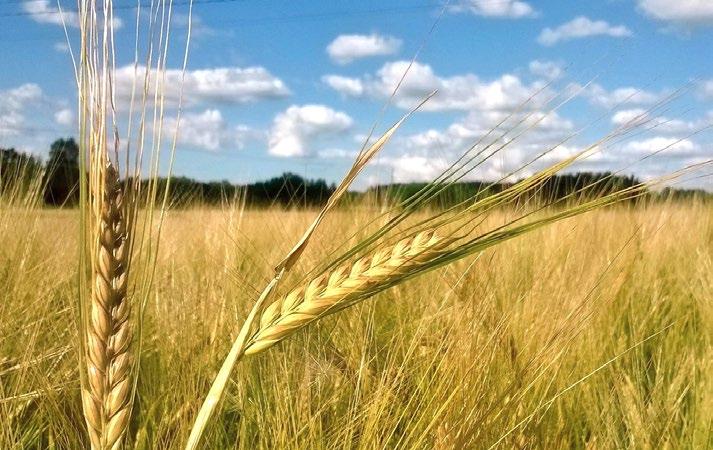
1, 138, 709, 208
1, 138, 336, 207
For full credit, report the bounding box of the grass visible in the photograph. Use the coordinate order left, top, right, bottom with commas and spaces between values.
1, 200, 710, 448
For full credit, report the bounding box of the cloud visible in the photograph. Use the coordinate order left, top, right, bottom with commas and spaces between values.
582, 83, 664, 109
268, 105, 353, 157
322, 75, 365, 97
22, 0, 122, 29
538, 16, 632, 46
380, 155, 453, 182
529, 60, 564, 80
379, 116, 706, 183
621, 137, 701, 156
163, 109, 261, 152
326, 33, 402, 64
316, 80, 707, 185
54, 41, 70, 53
448, 0, 536, 19
54, 108, 74, 126
323, 60, 544, 112
700, 80, 713, 99
170, 13, 216, 38
359, 108, 577, 182
636, 0, 713, 26
0, 84, 43, 138
114, 65, 290, 107
612, 108, 710, 135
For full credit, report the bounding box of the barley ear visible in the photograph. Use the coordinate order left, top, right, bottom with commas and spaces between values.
244, 230, 447, 355
81, 164, 133, 450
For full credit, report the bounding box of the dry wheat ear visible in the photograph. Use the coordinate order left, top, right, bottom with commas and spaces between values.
81, 164, 133, 450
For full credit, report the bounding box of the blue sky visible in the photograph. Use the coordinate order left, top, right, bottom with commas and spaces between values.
1, 0, 712, 189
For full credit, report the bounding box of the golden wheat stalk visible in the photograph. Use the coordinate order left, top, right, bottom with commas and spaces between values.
81, 164, 133, 450
244, 230, 448, 355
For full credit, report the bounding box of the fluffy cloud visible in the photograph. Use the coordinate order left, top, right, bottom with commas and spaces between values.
621, 137, 701, 156
22, 0, 122, 29
583, 84, 664, 109
322, 75, 365, 96
637, 0, 713, 26
611, 109, 701, 134
114, 65, 289, 107
0, 84, 43, 138
529, 60, 564, 80
380, 155, 452, 182
54, 108, 74, 126
164, 109, 261, 152
448, 0, 536, 19
378, 119, 706, 183
538, 16, 632, 46
360, 108, 577, 182
326, 33, 402, 64
323, 60, 544, 112
268, 105, 353, 157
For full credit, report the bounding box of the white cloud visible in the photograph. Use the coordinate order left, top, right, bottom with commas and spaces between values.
622, 137, 701, 156
317, 148, 359, 159
538, 16, 633, 46
322, 75, 365, 97
323, 60, 544, 112
529, 60, 564, 80
0, 84, 43, 138
22, 0, 78, 27
163, 109, 260, 152
268, 105, 353, 157
379, 119, 706, 183
612, 109, 708, 135
54, 41, 70, 53
611, 109, 650, 128
583, 84, 663, 109
380, 155, 452, 182
54, 108, 74, 126
637, 0, 713, 26
700, 80, 713, 99
326, 33, 402, 64
364, 108, 578, 182
114, 65, 290, 107
171, 13, 216, 37
22, 0, 122, 29
448, 0, 536, 19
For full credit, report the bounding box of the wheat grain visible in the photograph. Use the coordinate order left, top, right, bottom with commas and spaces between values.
81, 164, 133, 450
244, 230, 448, 355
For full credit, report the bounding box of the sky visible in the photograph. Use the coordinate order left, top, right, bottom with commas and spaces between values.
1, 0, 712, 189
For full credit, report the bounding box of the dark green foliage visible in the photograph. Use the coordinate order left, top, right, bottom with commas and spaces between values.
367, 172, 644, 208
367, 181, 507, 209
0, 147, 43, 195
43, 138, 80, 206
147, 172, 336, 208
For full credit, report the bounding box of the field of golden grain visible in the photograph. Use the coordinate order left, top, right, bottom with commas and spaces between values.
1, 201, 711, 449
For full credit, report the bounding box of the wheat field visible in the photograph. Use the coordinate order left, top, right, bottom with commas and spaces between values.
1, 200, 711, 449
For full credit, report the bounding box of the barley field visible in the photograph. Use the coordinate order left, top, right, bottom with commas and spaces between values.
2, 200, 711, 449
3, 1, 712, 448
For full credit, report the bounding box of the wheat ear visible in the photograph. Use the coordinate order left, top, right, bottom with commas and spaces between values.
244, 230, 448, 355
81, 164, 133, 450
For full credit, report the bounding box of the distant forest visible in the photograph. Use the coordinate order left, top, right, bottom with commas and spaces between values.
1, 138, 710, 208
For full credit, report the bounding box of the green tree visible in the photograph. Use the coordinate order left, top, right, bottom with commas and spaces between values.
44, 138, 80, 205
0, 147, 43, 195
